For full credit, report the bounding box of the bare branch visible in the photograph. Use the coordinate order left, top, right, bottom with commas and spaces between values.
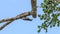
0, 0, 37, 30
0, 12, 31, 23
0, 11, 32, 30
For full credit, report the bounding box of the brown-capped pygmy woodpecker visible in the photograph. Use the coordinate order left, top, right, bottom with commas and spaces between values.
31, 0, 37, 18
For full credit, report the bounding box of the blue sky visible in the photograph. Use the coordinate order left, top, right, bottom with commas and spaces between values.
0, 0, 60, 34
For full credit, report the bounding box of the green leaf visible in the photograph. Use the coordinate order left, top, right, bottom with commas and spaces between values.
38, 0, 60, 33
57, 21, 60, 27
38, 29, 41, 33
57, 22, 59, 27
38, 25, 41, 28
38, 14, 41, 17
44, 0, 47, 2
53, 24, 55, 27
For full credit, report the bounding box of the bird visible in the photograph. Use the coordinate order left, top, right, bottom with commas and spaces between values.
31, 0, 37, 18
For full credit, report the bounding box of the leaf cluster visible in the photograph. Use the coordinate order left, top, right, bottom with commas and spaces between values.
38, 0, 60, 33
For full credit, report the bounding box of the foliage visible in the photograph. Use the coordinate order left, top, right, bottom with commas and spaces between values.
38, 0, 60, 33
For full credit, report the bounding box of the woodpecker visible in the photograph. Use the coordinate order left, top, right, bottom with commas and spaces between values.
31, 0, 37, 18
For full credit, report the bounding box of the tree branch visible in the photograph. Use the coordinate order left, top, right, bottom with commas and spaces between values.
0, 0, 37, 30
0, 11, 32, 30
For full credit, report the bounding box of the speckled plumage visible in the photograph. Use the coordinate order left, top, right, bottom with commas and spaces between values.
31, 0, 37, 18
